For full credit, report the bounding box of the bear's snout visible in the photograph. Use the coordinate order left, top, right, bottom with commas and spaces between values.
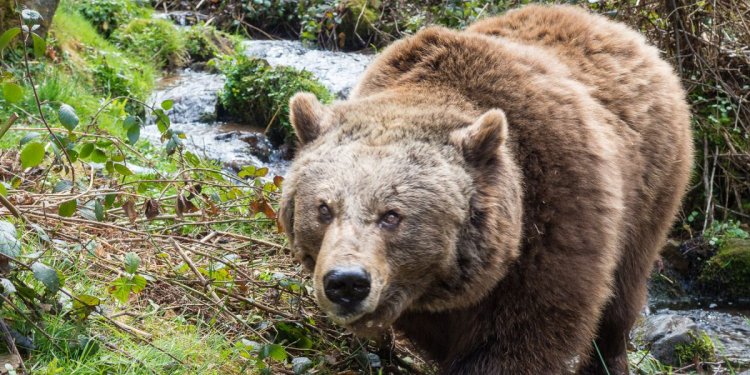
323, 267, 371, 311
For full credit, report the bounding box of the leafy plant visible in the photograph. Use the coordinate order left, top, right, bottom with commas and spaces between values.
114, 18, 188, 69
73, 0, 149, 38
217, 55, 332, 147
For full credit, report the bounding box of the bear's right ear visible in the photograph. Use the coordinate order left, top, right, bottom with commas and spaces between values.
289, 92, 330, 145
450, 109, 508, 165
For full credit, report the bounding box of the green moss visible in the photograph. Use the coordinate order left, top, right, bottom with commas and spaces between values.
674, 331, 716, 365
699, 239, 750, 300
217, 55, 332, 146
114, 18, 188, 69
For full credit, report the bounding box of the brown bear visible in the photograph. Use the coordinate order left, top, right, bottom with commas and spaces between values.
279, 5, 693, 374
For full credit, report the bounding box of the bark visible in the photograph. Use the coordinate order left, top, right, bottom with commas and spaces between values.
0, 0, 60, 37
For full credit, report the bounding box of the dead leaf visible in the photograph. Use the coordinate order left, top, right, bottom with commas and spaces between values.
143, 199, 160, 220
123, 198, 137, 224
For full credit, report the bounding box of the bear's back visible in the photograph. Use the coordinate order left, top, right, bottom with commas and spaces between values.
468, 5, 689, 135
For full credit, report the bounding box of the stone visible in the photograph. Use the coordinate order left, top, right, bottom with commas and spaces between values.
631, 313, 716, 366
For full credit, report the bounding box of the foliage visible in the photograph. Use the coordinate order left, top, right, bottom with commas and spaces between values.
71, 0, 150, 38
699, 238, 750, 300
217, 55, 332, 146
114, 18, 188, 69
183, 23, 236, 63
674, 332, 717, 366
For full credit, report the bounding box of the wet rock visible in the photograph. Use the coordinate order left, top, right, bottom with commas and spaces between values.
215, 132, 274, 162
631, 313, 715, 366
150, 70, 225, 124
634, 309, 750, 369
699, 239, 750, 302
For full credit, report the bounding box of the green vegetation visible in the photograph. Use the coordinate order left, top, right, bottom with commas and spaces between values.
700, 238, 750, 300
72, 0, 150, 38
114, 18, 188, 70
674, 332, 717, 366
183, 24, 237, 63
217, 55, 332, 146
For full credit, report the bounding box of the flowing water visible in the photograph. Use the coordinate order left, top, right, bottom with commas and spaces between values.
142, 39, 374, 176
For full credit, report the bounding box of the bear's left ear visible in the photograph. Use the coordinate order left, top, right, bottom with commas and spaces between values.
450, 109, 508, 165
289, 92, 331, 145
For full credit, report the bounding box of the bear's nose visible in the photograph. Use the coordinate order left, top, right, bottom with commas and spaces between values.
323, 267, 371, 307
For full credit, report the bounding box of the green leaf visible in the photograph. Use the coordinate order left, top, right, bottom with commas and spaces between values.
79, 143, 95, 158
184, 151, 200, 167
104, 194, 116, 208
161, 99, 174, 110
109, 274, 147, 304
0, 28, 21, 52
0, 221, 20, 258
0, 184, 6, 197
91, 148, 107, 163
113, 163, 133, 176
94, 200, 105, 221
20, 142, 45, 168
31, 33, 46, 59
58, 104, 79, 131
154, 109, 170, 133
31, 262, 60, 293
2, 82, 23, 103
59, 199, 77, 217
123, 115, 137, 129
19, 132, 40, 146
126, 125, 140, 145
260, 344, 287, 362
123, 252, 140, 274
72, 294, 100, 320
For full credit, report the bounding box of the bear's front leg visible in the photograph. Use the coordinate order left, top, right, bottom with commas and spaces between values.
430, 259, 614, 375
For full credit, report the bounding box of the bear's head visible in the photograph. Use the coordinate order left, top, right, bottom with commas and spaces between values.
280, 92, 523, 336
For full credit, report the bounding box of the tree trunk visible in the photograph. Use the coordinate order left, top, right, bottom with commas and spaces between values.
0, 0, 60, 37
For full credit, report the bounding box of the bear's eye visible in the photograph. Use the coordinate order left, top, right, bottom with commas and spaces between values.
379, 210, 401, 229
318, 204, 333, 224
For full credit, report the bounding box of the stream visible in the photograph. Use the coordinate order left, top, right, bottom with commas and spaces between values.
142, 36, 749, 368
142, 39, 373, 176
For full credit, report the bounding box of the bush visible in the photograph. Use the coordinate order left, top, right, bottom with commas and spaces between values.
73, 0, 149, 38
114, 18, 188, 69
217, 55, 332, 146
183, 24, 236, 63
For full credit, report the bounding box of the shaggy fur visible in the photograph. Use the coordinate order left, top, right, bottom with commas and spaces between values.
280, 5, 693, 374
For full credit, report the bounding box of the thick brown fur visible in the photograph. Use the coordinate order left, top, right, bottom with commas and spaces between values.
281, 5, 693, 374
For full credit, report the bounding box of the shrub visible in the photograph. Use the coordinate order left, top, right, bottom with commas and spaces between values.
183, 24, 236, 63
91, 51, 153, 101
73, 0, 149, 38
114, 18, 188, 69
217, 55, 332, 147
300, 0, 381, 50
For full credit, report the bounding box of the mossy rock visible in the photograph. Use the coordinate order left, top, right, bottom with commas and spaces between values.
699, 239, 750, 301
674, 331, 716, 365
217, 55, 332, 147
114, 18, 188, 69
